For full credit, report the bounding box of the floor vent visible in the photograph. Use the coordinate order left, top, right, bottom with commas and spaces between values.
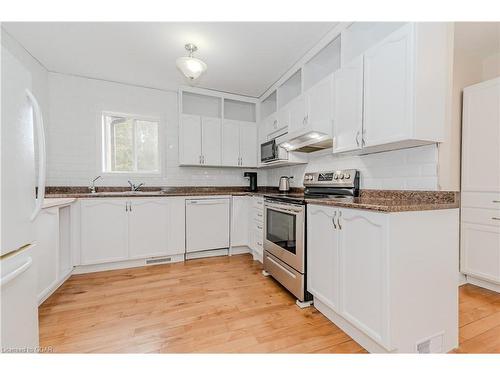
146, 257, 172, 265
416, 332, 444, 353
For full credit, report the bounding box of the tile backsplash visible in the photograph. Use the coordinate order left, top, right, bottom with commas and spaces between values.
266, 144, 439, 190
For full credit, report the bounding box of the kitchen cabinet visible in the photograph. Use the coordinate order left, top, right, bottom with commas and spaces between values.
307, 204, 459, 353
186, 198, 230, 253
307, 205, 340, 311
80, 198, 185, 265
80, 199, 129, 265
249, 197, 264, 261
333, 56, 364, 153
222, 120, 258, 167
460, 78, 500, 291
179, 114, 221, 166
231, 196, 250, 247
288, 94, 307, 134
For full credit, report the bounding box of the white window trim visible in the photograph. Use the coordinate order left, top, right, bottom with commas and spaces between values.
99, 111, 163, 177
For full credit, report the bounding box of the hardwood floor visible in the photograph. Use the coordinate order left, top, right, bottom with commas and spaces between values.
39, 254, 500, 353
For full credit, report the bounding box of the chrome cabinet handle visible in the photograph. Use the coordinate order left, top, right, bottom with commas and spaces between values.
199, 155, 202, 164
493, 200, 500, 203
492, 217, 500, 221
362, 129, 366, 146
332, 211, 337, 229
273, 119, 278, 129
337, 211, 342, 230
355, 131, 360, 147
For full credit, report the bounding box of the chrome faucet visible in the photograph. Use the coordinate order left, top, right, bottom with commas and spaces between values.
128, 180, 144, 191
89, 175, 101, 194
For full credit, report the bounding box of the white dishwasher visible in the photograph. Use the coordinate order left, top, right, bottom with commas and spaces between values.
185, 198, 230, 254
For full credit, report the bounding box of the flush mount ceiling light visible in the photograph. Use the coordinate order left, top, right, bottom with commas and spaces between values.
176, 43, 207, 81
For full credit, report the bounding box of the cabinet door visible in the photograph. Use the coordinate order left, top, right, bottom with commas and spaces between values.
239, 121, 258, 167
333, 56, 364, 153
201, 116, 222, 166
339, 208, 389, 346
307, 75, 333, 136
231, 196, 249, 247
307, 205, 340, 311
288, 95, 307, 134
34, 208, 59, 301
166, 197, 186, 255
128, 199, 170, 259
179, 114, 202, 165
221, 119, 240, 167
461, 223, 500, 283
80, 200, 128, 265
462, 78, 500, 192
363, 23, 414, 147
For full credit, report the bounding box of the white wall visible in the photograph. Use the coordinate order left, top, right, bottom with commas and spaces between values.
47, 72, 263, 187
266, 145, 438, 190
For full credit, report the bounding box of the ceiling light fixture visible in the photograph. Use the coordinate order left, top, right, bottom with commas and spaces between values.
176, 43, 207, 81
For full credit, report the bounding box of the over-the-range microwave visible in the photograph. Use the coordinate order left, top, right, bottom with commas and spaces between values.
260, 139, 288, 163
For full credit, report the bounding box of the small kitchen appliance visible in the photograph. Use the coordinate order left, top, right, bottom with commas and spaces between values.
244, 172, 257, 192
278, 176, 293, 192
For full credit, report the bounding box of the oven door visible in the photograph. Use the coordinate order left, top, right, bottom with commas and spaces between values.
264, 200, 304, 273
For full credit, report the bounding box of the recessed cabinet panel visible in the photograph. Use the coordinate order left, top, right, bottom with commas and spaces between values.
128, 199, 170, 259
306, 74, 333, 136
339, 208, 389, 346
179, 114, 202, 165
222, 120, 241, 167
239, 122, 258, 167
462, 223, 500, 283
288, 95, 307, 134
201, 117, 222, 166
333, 57, 364, 153
307, 205, 340, 310
363, 24, 414, 147
80, 200, 129, 265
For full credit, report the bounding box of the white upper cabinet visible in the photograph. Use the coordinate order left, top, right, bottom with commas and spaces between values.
306, 74, 334, 136
201, 117, 222, 166
128, 199, 170, 259
288, 94, 307, 134
461, 78, 500, 193
179, 114, 202, 165
333, 56, 364, 153
363, 23, 414, 147
222, 120, 257, 167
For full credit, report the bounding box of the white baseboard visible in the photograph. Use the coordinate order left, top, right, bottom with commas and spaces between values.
252, 249, 263, 263
458, 273, 468, 286
466, 276, 500, 293
37, 270, 73, 306
74, 254, 185, 274
229, 246, 251, 256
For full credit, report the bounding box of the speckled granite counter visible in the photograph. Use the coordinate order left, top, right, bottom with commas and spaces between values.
307, 190, 459, 212
44, 187, 459, 212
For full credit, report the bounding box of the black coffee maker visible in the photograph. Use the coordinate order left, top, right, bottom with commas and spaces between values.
243, 172, 257, 192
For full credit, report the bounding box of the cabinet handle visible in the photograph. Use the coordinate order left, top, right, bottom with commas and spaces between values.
129, 202, 132, 212
203, 155, 205, 164
199, 155, 202, 164
355, 131, 360, 147
273, 119, 278, 129
125, 202, 128, 212
257, 225, 263, 230
332, 211, 337, 229
362, 129, 366, 146
337, 211, 342, 230
493, 200, 500, 203
492, 217, 500, 221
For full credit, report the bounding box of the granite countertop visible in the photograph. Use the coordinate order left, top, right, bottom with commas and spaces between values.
44, 187, 459, 212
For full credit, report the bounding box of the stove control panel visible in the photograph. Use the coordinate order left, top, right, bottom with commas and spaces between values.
303, 169, 359, 187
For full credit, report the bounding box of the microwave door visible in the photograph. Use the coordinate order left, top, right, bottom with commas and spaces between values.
261, 140, 275, 162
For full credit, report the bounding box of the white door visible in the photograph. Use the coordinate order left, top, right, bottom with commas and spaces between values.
33, 208, 59, 301
288, 95, 307, 134
307, 75, 333, 136
201, 116, 222, 166
80, 199, 128, 265
179, 114, 202, 165
461, 78, 500, 193
363, 23, 414, 147
231, 196, 249, 247
307, 205, 340, 311
221, 119, 240, 166
333, 56, 364, 153
186, 198, 230, 252
239, 121, 258, 167
128, 199, 170, 259
339, 208, 389, 346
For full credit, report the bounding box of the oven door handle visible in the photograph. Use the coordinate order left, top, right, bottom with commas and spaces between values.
265, 204, 303, 215
266, 255, 297, 279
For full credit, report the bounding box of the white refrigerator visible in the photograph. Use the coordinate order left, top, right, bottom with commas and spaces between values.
0, 46, 46, 352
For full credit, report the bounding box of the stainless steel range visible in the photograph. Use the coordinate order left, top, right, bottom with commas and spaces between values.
263, 169, 360, 307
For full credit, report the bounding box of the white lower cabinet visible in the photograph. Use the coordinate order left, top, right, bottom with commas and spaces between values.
231, 196, 250, 247
307, 204, 459, 353
80, 198, 185, 265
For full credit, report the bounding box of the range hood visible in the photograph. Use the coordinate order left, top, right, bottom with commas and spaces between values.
278, 131, 333, 153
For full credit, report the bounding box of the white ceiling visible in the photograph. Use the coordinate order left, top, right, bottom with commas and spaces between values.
3, 22, 338, 97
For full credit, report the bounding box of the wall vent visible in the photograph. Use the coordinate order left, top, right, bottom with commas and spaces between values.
416, 332, 444, 353
146, 257, 172, 265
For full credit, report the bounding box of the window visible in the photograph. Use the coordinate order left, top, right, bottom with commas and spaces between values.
102, 113, 160, 173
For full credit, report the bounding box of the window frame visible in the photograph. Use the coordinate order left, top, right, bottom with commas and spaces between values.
100, 111, 162, 176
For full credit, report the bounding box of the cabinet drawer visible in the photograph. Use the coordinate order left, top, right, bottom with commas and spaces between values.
462, 192, 500, 209
253, 208, 264, 223
462, 207, 500, 227
253, 198, 264, 210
